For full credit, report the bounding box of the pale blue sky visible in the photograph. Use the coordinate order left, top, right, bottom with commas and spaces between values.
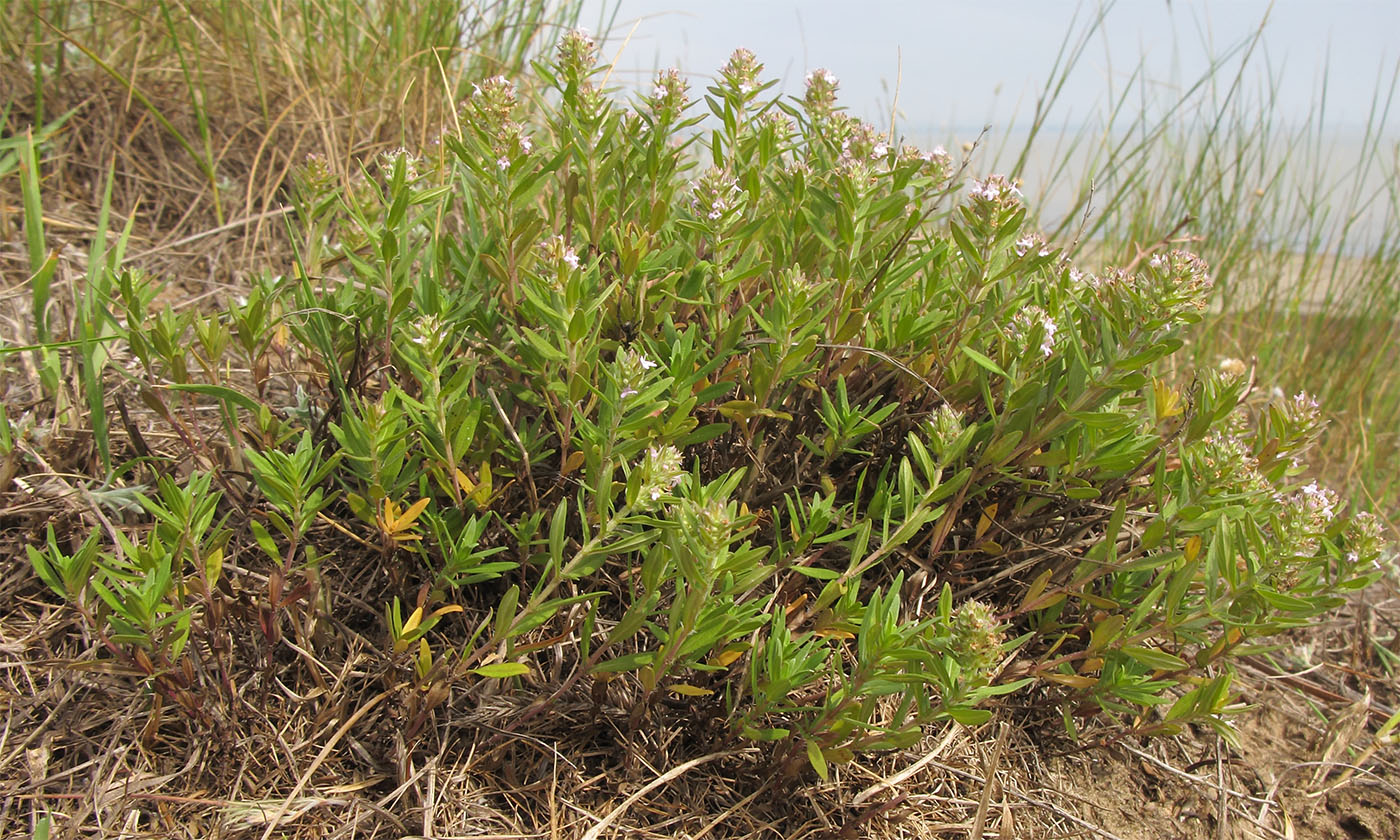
579, 1, 1399, 137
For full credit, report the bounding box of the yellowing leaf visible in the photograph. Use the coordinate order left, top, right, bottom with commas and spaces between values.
454, 467, 475, 493
381, 497, 431, 542
391, 497, 431, 532
975, 503, 998, 541
470, 462, 493, 507
1042, 673, 1098, 689
401, 606, 425, 637
669, 683, 713, 697
1185, 535, 1203, 564
1020, 568, 1055, 612
1153, 377, 1183, 419
560, 450, 586, 475
707, 644, 750, 668
812, 627, 855, 640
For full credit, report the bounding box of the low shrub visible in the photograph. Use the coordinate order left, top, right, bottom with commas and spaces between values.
25, 33, 1388, 778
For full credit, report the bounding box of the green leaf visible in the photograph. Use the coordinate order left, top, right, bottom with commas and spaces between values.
164, 382, 263, 415
472, 662, 529, 679
593, 650, 656, 674
959, 344, 1008, 379
806, 740, 829, 781
1122, 645, 1189, 672
249, 520, 281, 563
943, 705, 993, 725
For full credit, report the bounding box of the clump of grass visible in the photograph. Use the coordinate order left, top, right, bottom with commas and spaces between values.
1, 0, 586, 281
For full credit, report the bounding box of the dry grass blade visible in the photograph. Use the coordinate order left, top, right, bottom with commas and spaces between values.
969, 721, 1009, 840
255, 685, 402, 840
578, 751, 739, 840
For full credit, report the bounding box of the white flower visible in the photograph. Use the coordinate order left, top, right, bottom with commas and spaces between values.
562, 248, 580, 269
1039, 314, 1058, 357
1300, 481, 1336, 519
639, 356, 658, 370
497, 156, 510, 171
871, 142, 888, 159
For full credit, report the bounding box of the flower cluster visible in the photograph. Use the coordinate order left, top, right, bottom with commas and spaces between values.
1146, 250, 1215, 313
537, 235, 580, 288
636, 445, 686, 509
464, 75, 535, 172
753, 110, 795, 143
1014, 233, 1052, 259
647, 68, 689, 122
378, 147, 422, 182
1218, 357, 1248, 381
778, 267, 818, 302
1276, 480, 1340, 558
899, 143, 953, 181
407, 313, 449, 355
968, 174, 1022, 210
1193, 431, 1271, 498
926, 404, 967, 460
949, 599, 1003, 678
837, 119, 885, 164
296, 152, 336, 199
1280, 390, 1326, 452
615, 347, 658, 399
691, 497, 734, 558
719, 48, 762, 99
803, 67, 839, 116
690, 168, 742, 223
556, 28, 599, 83
1008, 305, 1058, 358
469, 75, 516, 124
1344, 511, 1389, 570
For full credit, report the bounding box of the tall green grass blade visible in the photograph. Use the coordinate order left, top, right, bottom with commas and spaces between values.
17, 129, 52, 340
16, 128, 62, 400
79, 161, 135, 472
